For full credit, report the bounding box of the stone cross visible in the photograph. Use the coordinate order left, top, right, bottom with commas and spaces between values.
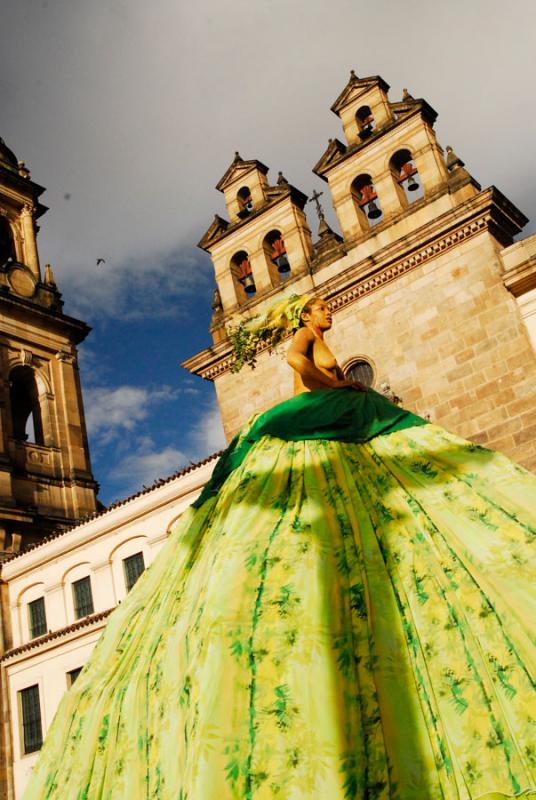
309, 189, 325, 221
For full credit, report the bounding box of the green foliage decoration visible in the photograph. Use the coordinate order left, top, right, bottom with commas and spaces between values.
227, 293, 312, 373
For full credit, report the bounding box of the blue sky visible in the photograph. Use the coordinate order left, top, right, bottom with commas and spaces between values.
78, 280, 222, 506
2, 0, 535, 505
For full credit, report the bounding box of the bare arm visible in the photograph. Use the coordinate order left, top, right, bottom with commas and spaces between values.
287, 328, 366, 390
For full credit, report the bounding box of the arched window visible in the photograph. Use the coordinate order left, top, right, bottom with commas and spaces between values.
263, 229, 290, 283
344, 358, 374, 387
0, 217, 15, 266
351, 174, 383, 228
231, 250, 256, 300
390, 149, 423, 204
9, 366, 44, 444
356, 105, 375, 140
237, 186, 254, 219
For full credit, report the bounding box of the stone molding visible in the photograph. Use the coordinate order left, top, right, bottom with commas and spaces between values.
1, 607, 113, 662
55, 349, 76, 364
502, 255, 536, 297
329, 218, 486, 312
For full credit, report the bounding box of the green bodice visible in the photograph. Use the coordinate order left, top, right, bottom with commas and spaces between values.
194, 388, 427, 507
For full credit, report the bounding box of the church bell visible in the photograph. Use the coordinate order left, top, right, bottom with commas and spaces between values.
367, 200, 382, 220
242, 274, 256, 293
276, 255, 290, 274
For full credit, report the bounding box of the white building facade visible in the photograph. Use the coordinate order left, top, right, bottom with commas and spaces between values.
0, 456, 216, 799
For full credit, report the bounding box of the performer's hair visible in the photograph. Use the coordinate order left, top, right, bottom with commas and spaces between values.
299, 298, 318, 327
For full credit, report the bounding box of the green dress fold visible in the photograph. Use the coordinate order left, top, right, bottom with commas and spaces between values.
23, 389, 536, 800
195, 388, 427, 507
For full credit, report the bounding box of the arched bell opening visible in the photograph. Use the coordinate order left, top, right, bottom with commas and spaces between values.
9, 366, 45, 445
263, 230, 291, 285
237, 186, 254, 220
351, 174, 383, 230
231, 250, 256, 304
0, 217, 15, 267
390, 149, 423, 206
356, 105, 376, 141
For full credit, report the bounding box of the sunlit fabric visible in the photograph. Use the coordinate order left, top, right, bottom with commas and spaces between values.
24, 398, 536, 799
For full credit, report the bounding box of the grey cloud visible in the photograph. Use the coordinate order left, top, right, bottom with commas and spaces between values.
1, 0, 535, 320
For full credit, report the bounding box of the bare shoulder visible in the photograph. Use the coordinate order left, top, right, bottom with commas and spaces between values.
292, 327, 315, 344
289, 327, 315, 352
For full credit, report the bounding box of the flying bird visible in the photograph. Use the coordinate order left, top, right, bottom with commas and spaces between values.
96, 258, 106, 266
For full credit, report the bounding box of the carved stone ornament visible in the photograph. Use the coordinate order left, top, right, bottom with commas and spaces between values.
7, 264, 36, 297
44, 263, 57, 286
56, 350, 76, 364
17, 161, 30, 179
379, 382, 402, 405
20, 349, 33, 367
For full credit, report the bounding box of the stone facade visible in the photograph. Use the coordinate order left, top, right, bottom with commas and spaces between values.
183, 72, 536, 472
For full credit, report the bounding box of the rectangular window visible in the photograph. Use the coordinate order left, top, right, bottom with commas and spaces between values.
67, 667, 82, 687
72, 576, 94, 619
123, 552, 145, 592
28, 597, 47, 639
20, 685, 43, 754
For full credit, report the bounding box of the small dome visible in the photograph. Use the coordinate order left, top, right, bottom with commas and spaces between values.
0, 137, 18, 169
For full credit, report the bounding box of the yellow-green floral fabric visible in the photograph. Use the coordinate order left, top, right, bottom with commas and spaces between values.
24, 425, 536, 799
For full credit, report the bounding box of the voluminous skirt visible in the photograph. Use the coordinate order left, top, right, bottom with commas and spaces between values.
24, 393, 536, 799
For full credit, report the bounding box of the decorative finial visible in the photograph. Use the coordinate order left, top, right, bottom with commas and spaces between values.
211, 286, 222, 312
17, 160, 30, 179
317, 215, 330, 237
277, 171, 289, 186
402, 88, 414, 101
445, 145, 465, 171
44, 263, 57, 286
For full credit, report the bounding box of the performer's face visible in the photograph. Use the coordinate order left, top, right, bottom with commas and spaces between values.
304, 300, 332, 331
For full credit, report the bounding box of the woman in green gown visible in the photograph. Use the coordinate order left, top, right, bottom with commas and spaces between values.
24, 297, 536, 799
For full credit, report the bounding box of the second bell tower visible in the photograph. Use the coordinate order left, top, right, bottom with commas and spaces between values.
0, 137, 98, 556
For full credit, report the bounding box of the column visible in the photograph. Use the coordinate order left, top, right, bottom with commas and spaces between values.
20, 206, 40, 280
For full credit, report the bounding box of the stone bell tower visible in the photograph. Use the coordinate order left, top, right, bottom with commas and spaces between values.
187, 153, 316, 434
0, 137, 98, 558
184, 72, 536, 473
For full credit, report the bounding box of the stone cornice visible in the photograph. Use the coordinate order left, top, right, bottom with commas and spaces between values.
327, 218, 486, 311
215, 156, 269, 193
502, 255, 536, 297
330, 74, 390, 116
1, 608, 113, 662
183, 188, 523, 382
0, 165, 48, 219
0, 288, 91, 344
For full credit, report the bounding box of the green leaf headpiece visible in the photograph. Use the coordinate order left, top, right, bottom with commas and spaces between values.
227, 293, 313, 373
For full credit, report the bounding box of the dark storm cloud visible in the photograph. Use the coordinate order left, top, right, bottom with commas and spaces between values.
1, 0, 535, 318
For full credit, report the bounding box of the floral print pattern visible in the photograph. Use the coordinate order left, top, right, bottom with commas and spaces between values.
24, 424, 536, 799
